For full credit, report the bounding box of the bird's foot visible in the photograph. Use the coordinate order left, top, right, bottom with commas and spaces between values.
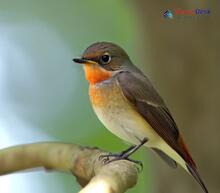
99, 144, 136, 163
99, 152, 122, 163
99, 151, 143, 172
99, 138, 148, 171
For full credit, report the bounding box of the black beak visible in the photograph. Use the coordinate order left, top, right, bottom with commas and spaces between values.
73, 57, 98, 65
72, 58, 88, 64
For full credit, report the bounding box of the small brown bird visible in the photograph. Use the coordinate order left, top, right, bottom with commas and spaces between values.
73, 42, 208, 193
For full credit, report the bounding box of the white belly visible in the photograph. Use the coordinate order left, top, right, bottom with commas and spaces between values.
94, 104, 187, 170
93, 100, 160, 146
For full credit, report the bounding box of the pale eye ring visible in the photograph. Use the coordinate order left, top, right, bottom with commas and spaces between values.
100, 53, 111, 64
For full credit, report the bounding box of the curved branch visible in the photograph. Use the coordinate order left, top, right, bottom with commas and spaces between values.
0, 142, 138, 193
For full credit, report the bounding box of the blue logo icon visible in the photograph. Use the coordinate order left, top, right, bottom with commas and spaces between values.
163, 10, 173, 19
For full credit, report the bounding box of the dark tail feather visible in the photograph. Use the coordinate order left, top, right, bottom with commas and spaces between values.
186, 164, 208, 193
178, 136, 208, 192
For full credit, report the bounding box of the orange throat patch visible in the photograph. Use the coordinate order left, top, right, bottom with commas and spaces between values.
83, 64, 113, 84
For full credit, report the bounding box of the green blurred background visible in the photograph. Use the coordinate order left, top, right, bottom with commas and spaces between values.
0, 0, 219, 193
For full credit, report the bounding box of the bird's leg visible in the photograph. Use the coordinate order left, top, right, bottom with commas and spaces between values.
99, 138, 148, 169
121, 137, 148, 158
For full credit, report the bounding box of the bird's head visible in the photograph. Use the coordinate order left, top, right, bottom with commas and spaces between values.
73, 42, 131, 84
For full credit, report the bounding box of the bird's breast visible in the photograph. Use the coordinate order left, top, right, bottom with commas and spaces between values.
89, 79, 159, 144
89, 79, 119, 107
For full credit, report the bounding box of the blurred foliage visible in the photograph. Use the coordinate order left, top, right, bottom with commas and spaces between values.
0, 0, 150, 193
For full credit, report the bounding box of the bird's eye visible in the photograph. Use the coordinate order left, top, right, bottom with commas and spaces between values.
100, 53, 111, 64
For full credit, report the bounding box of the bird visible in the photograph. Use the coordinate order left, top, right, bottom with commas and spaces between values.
73, 42, 208, 193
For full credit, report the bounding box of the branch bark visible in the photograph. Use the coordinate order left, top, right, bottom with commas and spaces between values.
0, 142, 138, 193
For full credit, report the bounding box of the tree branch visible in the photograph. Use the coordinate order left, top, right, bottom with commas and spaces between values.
0, 142, 138, 193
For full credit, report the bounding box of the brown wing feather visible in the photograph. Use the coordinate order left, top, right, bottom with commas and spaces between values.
117, 71, 195, 166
